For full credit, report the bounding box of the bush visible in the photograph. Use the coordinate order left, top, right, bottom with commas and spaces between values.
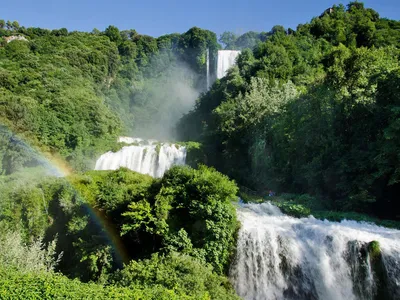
0, 268, 187, 300
275, 201, 311, 218
111, 252, 239, 300
0, 225, 60, 273
154, 165, 239, 273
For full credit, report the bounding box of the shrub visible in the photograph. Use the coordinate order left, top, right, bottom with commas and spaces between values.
111, 252, 239, 299
0, 225, 60, 273
275, 201, 311, 218
0, 268, 186, 300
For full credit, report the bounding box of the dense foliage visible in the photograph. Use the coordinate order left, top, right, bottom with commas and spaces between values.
0, 22, 218, 173
219, 26, 287, 50
0, 30, 121, 171
1, 2, 400, 298
0, 165, 238, 297
0, 251, 239, 299
0, 268, 193, 300
179, 2, 400, 220
111, 253, 239, 299
0, 17, 232, 298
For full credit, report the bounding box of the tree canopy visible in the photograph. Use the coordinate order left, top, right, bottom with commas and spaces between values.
178, 2, 400, 219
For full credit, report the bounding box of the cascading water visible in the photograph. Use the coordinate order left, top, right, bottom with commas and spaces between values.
217, 50, 241, 79
206, 48, 210, 89
230, 202, 400, 300
94, 137, 186, 178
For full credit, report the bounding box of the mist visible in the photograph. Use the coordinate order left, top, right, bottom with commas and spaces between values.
0, 125, 65, 177
128, 53, 204, 141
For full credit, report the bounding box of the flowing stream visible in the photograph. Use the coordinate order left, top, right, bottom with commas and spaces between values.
94, 137, 186, 178
230, 202, 400, 300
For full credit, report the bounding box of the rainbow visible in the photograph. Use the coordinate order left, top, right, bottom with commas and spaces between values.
0, 125, 130, 265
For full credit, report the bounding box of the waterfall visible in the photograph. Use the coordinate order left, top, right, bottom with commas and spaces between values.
230, 202, 400, 300
94, 137, 186, 178
206, 48, 210, 89
217, 50, 241, 79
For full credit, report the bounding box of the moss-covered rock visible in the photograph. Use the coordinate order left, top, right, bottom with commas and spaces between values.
345, 240, 393, 300
367, 241, 391, 300
368, 241, 381, 262
109, 142, 131, 153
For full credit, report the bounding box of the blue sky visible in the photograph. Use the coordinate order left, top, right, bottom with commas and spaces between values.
2, 0, 399, 37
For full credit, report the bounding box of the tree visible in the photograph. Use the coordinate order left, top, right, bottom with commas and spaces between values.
91, 28, 100, 35
11, 21, 20, 31
219, 31, 238, 49
177, 1, 400, 219
59, 28, 68, 36
121, 29, 138, 41
214, 78, 298, 134
270, 25, 286, 35
104, 25, 122, 44
0, 20, 5, 29
235, 31, 262, 50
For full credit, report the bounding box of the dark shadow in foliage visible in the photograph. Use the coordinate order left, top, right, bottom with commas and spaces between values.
43, 181, 121, 282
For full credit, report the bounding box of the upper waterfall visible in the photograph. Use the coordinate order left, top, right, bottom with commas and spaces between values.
94, 137, 186, 178
217, 50, 241, 79
206, 48, 210, 89
230, 202, 400, 300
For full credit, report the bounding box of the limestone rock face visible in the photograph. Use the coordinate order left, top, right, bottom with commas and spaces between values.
5, 35, 28, 43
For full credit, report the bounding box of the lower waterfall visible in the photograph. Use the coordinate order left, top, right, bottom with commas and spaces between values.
94, 137, 186, 178
230, 202, 400, 300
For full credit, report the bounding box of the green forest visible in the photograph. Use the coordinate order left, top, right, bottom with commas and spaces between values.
179, 2, 400, 219
1, 2, 400, 299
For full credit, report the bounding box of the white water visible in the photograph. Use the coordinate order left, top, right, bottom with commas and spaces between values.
217, 50, 241, 79
94, 137, 186, 178
206, 48, 210, 89
231, 202, 400, 300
